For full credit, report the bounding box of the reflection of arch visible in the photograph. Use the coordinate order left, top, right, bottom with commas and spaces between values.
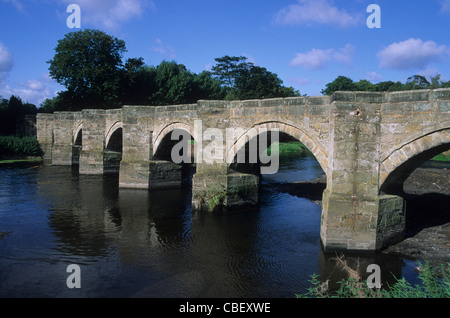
153, 122, 194, 157
380, 128, 450, 192
227, 121, 328, 174
105, 122, 123, 149
73, 123, 83, 145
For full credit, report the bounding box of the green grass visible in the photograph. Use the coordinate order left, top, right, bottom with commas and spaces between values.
432, 153, 450, 162
266, 141, 311, 157
297, 259, 450, 298
0, 158, 43, 165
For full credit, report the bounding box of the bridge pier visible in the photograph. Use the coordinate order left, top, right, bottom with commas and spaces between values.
119, 160, 182, 190
321, 190, 405, 252
36, 113, 54, 162
78, 110, 106, 174
320, 93, 406, 252
51, 112, 77, 165
192, 163, 259, 212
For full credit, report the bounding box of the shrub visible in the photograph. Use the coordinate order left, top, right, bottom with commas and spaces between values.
297, 256, 450, 298
0, 136, 43, 157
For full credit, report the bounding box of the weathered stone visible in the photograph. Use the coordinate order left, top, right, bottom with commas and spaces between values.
36, 88, 450, 253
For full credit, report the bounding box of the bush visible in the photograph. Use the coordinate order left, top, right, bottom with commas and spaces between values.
0, 136, 43, 157
297, 256, 450, 298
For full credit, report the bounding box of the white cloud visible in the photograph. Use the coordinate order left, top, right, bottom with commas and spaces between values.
418, 67, 440, 78
151, 38, 176, 59
366, 71, 382, 83
290, 44, 355, 70
60, 0, 154, 29
274, 0, 362, 28
0, 74, 59, 106
2, 0, 24, 12
440, 0, 450, 13
0, 42, 13, 81
377, 38, 449, 70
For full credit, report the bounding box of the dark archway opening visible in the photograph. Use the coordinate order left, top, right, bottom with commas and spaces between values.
230, 131, 326, 202
381, 144, 450, 240
153, 129, 196, 187
106, 128, 123, 153
104, 128, 123, 174
72, 129, 82, 167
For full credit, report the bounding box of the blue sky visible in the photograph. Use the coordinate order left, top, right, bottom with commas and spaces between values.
1, 0, 450, 106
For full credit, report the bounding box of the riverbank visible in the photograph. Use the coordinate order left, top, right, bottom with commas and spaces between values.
382, 168, 450, 266
0, 157, 43, 165
266, 166, 449, 265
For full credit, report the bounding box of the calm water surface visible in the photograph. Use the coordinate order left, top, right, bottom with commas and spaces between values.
0, 155, 420, 298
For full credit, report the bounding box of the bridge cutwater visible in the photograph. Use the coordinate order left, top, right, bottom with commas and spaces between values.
36, 89, 450, 253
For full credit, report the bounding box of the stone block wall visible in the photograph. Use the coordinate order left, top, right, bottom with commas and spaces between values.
36, 113, 54, 161
36, 88, 450, 252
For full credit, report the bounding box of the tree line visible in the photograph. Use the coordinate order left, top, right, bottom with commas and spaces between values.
0, 96, 37, 135
3, 28, 450, 129
321, 74, 450, 96
41, 29, 300, 112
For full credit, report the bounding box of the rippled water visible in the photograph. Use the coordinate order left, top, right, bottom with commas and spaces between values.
0, 155, 420, 298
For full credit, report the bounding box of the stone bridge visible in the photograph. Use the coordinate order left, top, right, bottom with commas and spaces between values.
36, 89, 450, 253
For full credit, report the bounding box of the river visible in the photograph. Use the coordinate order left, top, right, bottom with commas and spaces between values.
0, 154, 423, 298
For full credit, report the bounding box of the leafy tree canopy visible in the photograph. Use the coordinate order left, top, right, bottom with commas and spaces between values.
0, 95, 37, 135
321, 74, 450, 95
211, 55, 301, 99
47, 29, 127, 109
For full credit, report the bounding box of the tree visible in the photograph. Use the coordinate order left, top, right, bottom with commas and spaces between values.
47, 29, 127, 110
234, 65, 290, 99
192, 71, 227, 100
211, 55, 251, 89
405, 75, 430, 90
322, 73, 450, 95
151, 61, 196, 105
0, 95, 37, 135
211, 55, 301, 100
321, 76, 357, 95
354, 79, 374, 92
120, 57, 157, 105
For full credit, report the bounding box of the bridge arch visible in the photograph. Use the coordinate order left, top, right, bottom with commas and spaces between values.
105, 122, 123, 152
227, 121, 328, 174
153, 122, 194, 159
73, 123, 83, 146
380, 127, 450, 193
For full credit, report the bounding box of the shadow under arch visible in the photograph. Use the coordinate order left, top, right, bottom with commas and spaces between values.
104, 122, 124, 174
380, 128, 450, 239
105, 122, 123, 152
153, 125, 196, 186
72, 123, 83, 167
380, 128, 450, 194
227, 121, 328, 177
228, 122, 328, 203
153, 122, 194, 159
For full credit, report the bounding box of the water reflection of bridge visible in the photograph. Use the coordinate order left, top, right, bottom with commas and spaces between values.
35, 165, 406, 297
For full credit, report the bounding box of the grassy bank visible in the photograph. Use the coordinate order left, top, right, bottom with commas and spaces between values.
0, 158, 43, 165
298, 256, 450, 298
270, 141, 449, 162
432, 153, 450, 162
267, 141, 311, 157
